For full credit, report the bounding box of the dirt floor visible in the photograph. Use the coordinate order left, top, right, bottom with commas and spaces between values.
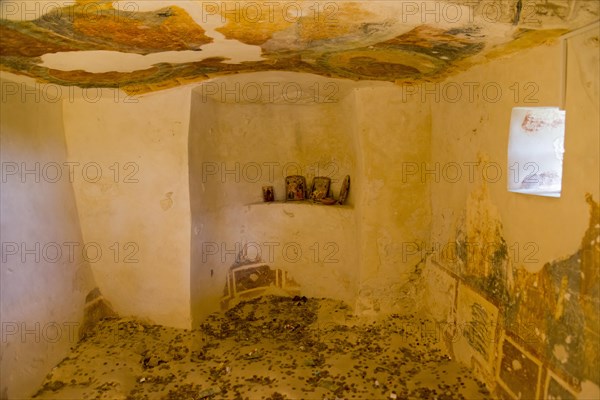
32, 296, 492, 399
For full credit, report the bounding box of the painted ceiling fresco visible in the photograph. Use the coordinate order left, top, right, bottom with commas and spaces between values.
1, 0, 598, 94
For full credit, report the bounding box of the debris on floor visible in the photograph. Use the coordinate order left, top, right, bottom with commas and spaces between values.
32, 296, 491, 399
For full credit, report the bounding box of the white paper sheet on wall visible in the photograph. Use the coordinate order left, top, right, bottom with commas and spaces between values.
507, 107, 566, 198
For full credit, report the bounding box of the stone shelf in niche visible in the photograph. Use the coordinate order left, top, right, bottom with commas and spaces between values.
245, 200, 353, 209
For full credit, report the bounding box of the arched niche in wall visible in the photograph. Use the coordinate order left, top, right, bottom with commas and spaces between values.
188, 72, 361, 323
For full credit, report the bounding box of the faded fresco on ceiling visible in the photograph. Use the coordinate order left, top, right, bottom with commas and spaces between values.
0, 0, 598, 94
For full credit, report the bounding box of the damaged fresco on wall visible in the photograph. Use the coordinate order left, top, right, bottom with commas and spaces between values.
220, 244, 301, 310
456, 284, 499, 366
1, 0, 598, 93
497, 334, 543, 399
425, 189, 600, 398
455, 184, 513, 307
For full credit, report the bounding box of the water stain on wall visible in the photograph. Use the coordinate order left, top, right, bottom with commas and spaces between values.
160, 192, 174, 211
